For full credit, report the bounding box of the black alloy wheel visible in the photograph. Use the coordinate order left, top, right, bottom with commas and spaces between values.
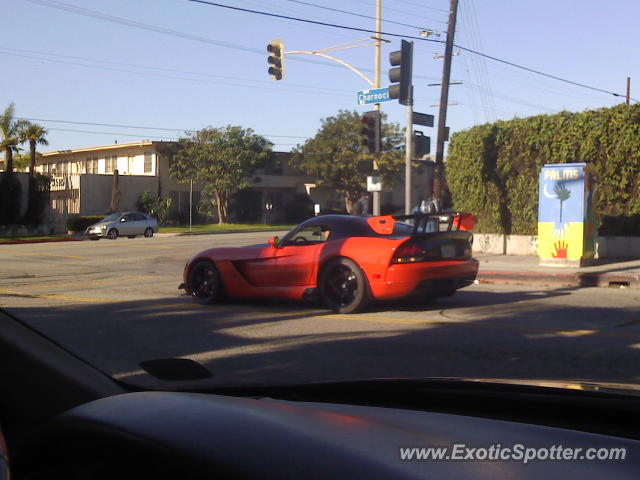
144, 228, 154, 238
187, 260, 222, 305
107, 229, 118, 240
318, 258, 369, 314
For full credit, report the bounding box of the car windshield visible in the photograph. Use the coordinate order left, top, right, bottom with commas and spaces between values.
101, 214, 121, 223
2, 1, 639, 394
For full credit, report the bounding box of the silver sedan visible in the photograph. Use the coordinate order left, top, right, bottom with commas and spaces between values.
85, 212, 158, 240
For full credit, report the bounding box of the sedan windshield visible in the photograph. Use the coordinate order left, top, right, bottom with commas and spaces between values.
100, 214, 122, 223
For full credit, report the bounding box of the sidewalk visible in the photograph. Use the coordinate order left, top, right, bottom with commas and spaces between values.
476, 253, 640, 289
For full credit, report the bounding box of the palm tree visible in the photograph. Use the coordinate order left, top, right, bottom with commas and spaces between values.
553, 182, 571, 224
0, 103, 23, 173
20, 122, 48, 175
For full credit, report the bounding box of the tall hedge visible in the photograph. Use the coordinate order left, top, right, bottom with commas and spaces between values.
446, 104, 640, 235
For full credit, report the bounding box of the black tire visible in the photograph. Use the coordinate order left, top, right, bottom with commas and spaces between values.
318, 257, 370, 314
187, 259, 222, 305
144, 227, 154, 238
107, 229, 118, 240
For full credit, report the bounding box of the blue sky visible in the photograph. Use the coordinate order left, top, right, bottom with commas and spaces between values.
2, 0, 638, 153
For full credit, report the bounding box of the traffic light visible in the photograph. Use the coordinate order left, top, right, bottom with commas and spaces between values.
267, 38, 285, 81
360, 111, 381, 154
413, 131, 431, 158
388, 40, 413, 105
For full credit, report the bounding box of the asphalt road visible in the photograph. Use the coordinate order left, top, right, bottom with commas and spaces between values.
1, 232, 640, 390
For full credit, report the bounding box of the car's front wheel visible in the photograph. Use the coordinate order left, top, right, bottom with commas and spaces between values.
144, 227, 154, 238
107, 229, 118, 240
187, 259, 222, 305
318, 258, 370, 314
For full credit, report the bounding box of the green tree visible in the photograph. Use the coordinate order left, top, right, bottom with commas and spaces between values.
136, 189, 172, 223
171, 126, 273, 224
19, 122, 48, 175
0, 103, 25, 173
289, 110, 404, 213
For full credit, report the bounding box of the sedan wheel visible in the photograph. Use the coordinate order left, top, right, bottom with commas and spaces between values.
318, 258, 369, 314
107, 229, 118, 240
144, 227, 154, 238
187, 260, 222, 305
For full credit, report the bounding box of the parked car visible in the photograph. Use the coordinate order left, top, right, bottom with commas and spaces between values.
85, 212, 158, 240
180, 213, 478, 313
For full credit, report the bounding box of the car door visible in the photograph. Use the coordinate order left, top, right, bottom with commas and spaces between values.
133, 212, 148, 234
119, 213, 137, 235
268, 225, 331, 287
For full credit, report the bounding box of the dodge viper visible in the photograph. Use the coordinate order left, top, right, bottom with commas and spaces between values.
180, 213, 479, 313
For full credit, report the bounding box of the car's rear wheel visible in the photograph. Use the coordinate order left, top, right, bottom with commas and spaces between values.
187, 259, 222, 305
144, 228, 154, 238
318, 258, 369, 314
107, 229, 118, 240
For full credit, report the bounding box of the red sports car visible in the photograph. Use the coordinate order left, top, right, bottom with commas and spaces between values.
180, 214, 479, 313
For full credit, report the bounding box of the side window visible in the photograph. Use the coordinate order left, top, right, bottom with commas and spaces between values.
287, 225, 331, 245
124, 213, 136, 222
134, 213, 146, 221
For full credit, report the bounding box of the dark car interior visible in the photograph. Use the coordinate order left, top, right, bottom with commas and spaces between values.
1, 307, 638, 479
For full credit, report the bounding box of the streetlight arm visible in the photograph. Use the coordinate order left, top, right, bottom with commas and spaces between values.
285, 50, 375, 87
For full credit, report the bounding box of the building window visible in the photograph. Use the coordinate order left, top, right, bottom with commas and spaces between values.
105, 155, 117, 173
128, 155, 135, 175
85, 157, 98, 174
144, 152, 153, 174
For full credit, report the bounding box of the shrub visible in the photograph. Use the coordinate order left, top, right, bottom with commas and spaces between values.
447, 104, 640, 235
0, 172, 23, 225
66, 215, 104, 233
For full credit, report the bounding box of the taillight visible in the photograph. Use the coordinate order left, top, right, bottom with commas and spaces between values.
392, 241, 440, 264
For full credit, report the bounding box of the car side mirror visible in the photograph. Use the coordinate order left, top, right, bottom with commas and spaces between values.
120, 217, 126, 222
268, 236, 280, 248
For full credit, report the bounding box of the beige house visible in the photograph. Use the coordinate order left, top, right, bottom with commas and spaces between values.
36, 140, 435, 232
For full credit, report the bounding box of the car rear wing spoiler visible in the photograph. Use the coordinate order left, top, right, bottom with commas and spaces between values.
391, 212, 476, 235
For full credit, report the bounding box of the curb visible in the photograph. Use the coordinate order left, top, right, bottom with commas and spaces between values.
0, 237, 81, 245
477, 270, 640, 289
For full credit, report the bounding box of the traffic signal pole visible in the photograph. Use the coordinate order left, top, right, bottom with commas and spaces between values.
404, 87, 414, 214
434, 0, 459, 205
372, 0, 382, 216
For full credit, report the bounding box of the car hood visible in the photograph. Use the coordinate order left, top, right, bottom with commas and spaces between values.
88, 222, 110, 229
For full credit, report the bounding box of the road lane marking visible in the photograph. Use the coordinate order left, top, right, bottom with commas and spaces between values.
0, 249, 85, 259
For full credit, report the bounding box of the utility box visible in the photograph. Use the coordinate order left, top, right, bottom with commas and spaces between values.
537, 163, 597, 267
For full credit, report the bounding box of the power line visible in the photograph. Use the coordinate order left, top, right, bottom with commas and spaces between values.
282, 0, 443, 32
0, 46, 350, 94
25, 0, 637, 103
21, 0, 441, 81
186, 0, 637, 102
0, 50, 352, 98
348, 0, 447, 23
18, 117, 308, 138
389, 0, 449, 14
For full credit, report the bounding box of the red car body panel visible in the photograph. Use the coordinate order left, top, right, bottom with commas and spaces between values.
182, 214, 479, 303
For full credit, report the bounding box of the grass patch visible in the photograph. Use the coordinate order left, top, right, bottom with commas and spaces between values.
160, 224, 294, 234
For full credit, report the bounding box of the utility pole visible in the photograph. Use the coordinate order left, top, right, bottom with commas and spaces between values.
626, 77, 631, 105
373, 0, 382, 216
434, 0, 459, 205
